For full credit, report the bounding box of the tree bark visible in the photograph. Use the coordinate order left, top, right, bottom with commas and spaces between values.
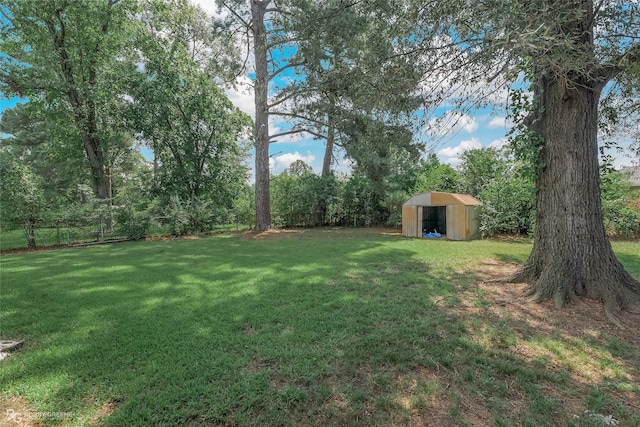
252, 0, 271, 231
45, 9, 112, 202
25, 219, 36, 249
81, 132, 111, 200
322, 120, 335, 177
511, 73, 640, 327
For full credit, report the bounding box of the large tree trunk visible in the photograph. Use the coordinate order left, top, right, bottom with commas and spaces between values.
252, 0, 271, 231
82, 132, 111, 200
511, 73, 640, 327
322, 121, 335, 177
45, 8, 112, 202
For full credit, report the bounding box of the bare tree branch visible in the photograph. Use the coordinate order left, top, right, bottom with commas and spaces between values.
268, 61, 306, 81
222, 1, 252, 29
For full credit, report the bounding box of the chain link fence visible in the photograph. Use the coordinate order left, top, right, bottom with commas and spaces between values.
0, 215, 253, 251
0, 219, 134, 251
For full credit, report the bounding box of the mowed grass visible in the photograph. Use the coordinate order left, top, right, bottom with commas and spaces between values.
0, 228, 639, 426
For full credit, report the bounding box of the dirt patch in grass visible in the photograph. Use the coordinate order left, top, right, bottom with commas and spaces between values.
0, 244, 68, 256
88, 398, 119, 426
0, 395, 119, 427
464, 260, 640, 346
436, 260, 640, 422
0, 397, 42, 427
241, 228, 304, 240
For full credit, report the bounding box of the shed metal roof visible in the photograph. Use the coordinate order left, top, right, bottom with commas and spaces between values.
403, 191, 481, 207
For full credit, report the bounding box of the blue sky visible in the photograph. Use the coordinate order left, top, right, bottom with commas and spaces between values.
0, 96, 24, 138
0, 97, 22, 117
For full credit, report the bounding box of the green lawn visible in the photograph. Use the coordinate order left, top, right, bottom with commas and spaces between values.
1, 229, 639, 426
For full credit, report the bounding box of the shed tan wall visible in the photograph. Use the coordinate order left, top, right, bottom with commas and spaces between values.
445, 205, 481, 240
468, 206, 480, 239
402, 206, 419, 237
446, 205, 464, 240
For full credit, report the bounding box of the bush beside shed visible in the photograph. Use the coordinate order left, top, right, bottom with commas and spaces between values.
402, 192, 481, 240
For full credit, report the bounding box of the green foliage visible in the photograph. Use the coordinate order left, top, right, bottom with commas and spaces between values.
479, 173, 536, 237
342, 175, 382, 226
414, 164, 460, 194
131, 1, 251, 217
382, 189, 408, 227
231, 185, 256, 229
600, 165, 640, 238
271, 162, 341, 227
1, 0, 140, 198
164, 195, 217, 236
111, 157, 154, 240
340, 116, 421, 198
0, 147, 46, 248
0, 104, 89, 211
270, 165, 392, 228
55, 185, 113, 230
458, 148, 508, 197
455, 147, 536, 236
113, 208, 150, 240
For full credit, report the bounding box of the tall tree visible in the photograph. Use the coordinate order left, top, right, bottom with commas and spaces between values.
217, 0, 278, 231
416, 0, 640, 324
218, 0, 426, 230
0, 0, 137, 200
274, 0, 424, 177
132, 0, 251, 209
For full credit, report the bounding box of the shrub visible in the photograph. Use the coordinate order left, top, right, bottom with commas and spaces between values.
479, 173, 535, 237
600, 168, 640, 238
113, 206, 150, 240
164, 195, 216, 236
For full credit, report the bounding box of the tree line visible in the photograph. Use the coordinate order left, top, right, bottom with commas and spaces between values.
270, 152, 639, 237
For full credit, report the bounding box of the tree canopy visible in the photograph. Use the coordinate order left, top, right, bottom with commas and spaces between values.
1, 0, 140, 200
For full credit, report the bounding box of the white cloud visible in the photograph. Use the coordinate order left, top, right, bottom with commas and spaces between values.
270, 151, 316, 174
269, 117, 282, 138
487, 116, 506, 128
462, 117, 479, 133
424, 111, 479, 138
225, 75, 255, 118
444, 157, 462, 168
488, 138, 508, 149
437, 137, 482, 158
192, 0, 225, 18
487, 116, 515, 130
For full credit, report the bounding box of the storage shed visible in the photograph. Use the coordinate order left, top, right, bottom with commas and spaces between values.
402, 192, 481, 240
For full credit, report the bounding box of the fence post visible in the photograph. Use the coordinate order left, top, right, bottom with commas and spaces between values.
66, 222, 71, 246
56, 223, 61, 246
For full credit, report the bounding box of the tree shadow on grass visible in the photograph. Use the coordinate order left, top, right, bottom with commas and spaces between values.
0, 231, 638, 426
